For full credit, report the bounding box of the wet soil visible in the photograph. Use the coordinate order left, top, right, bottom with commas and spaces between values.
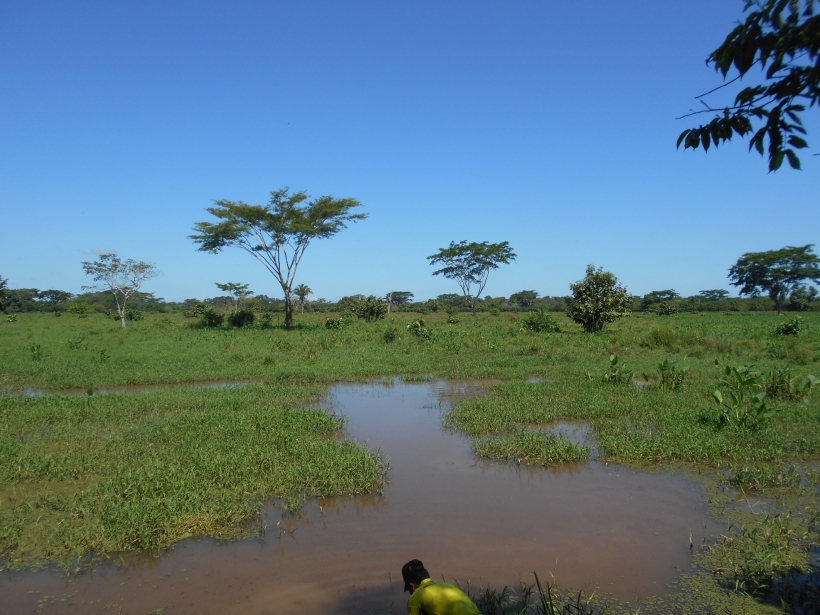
1, 380, 724, 614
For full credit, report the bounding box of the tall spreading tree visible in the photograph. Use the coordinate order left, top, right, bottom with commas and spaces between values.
0, 275, 8, 313
428, 241, 516, 317
81, 254, 158, 328
728, 244, 820, 313
191, 188, 365, 329
678, 0, 820, 171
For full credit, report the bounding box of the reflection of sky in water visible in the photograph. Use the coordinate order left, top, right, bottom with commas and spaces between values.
2, 380, 724, 615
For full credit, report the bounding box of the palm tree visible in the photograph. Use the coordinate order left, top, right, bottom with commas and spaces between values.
293, 284, 313, 314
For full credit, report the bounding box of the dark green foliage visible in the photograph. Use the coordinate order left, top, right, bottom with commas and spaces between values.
764, 365, 817, 400
227, 308, 255, 327
0, 275, 7, 312
510, 290, 538, 308
774, 315, 803, 336
641, 289, 680, 311
729, 245, 820, 314
678, 0, 820, 171
699, 289, 730, 301
125, 309, 144, 322
566, 265, 631, 333
523, 309, 560, 333
654, 302, 678, 316
201, 309, 224, 328
599, 354, 636, 385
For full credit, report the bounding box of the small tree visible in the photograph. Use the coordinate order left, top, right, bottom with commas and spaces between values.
81, 254, 158, 328
385, 291, 413, 314
0, 275, 8, 312
728, 244, 820, 314
36, 290, 74, 311
428, 241, 516, 317
510, 290, 538, 308
641, 289, 680, 311
566, 265, 632, 333
293, 284, 313, 314
191, 188, 365, 329
215, 282, 253, 313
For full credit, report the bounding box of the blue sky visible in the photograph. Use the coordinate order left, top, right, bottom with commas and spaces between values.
1, 1, 816, 302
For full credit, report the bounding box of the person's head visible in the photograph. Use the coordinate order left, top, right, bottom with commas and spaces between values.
401, 559, 430, 593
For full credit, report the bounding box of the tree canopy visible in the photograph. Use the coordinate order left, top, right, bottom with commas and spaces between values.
215, 282, 252, 313
699, 289, 731, 301
510, 290, 538, 307
728, 244, 820, 313
678, 0, 820, 171
81, 254, 158, 328
191, 188, 365, 328
428, 241, 516, 317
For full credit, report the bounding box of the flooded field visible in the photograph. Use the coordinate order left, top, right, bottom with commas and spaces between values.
1, 380, 723, 614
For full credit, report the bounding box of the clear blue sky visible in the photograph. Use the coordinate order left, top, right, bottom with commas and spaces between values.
1, 1, 816, 302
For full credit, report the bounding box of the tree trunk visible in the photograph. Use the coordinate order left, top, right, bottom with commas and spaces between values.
470, 299, 477, 317
285, 293, 294, 329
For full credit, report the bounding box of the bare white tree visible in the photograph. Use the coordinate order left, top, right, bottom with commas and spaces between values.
81, 254, 158, 328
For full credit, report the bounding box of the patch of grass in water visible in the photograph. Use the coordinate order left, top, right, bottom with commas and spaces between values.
474, 431, 589, 466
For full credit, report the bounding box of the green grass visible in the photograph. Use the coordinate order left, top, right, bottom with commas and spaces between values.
0, 384, 383, 569
1, 310, 819, 612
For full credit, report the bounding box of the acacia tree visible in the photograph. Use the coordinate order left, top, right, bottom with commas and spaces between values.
728, 244, 820, 313
428, 241, 516, 317
678, 0, 820, 171
191, 188, 365, 329
699, 289, 730, 301
566, 265, 632, 333
215, 282, 253, 313
293, 283, 313, 314
81, 254, 158, 328
510, 290, 538, 308
385, 291, 413, 314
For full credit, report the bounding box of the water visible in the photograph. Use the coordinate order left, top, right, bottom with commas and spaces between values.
1, 380, 723, 614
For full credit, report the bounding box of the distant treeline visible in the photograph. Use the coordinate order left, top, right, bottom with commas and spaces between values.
2, 286, 817, 315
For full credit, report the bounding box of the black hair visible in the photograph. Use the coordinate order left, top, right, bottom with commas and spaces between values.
402, 559, 430, 587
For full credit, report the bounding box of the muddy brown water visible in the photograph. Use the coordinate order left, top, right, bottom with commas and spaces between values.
1, 380, 723, 614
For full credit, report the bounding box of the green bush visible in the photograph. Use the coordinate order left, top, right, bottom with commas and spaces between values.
201, 309, 224, 328
125, 309, 144, 322
712, 365, 777, 428
407, 319, 432, 339
566, 265, 632, 333
654, 302, 678, 316
228, 308, 255, 328
774, 315, 802, 336
382, 326, 399, 343
184, 302, 212, 318
350, 295, 387, 321
325, 316, 346, 330
523, 309, 559, 333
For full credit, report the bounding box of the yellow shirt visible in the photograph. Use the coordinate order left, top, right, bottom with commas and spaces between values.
407, 578, 481, 615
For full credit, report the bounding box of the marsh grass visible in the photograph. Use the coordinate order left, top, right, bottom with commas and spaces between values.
0, 385, 383, 569
1, 311, 820, 612
473, 431, 589, 465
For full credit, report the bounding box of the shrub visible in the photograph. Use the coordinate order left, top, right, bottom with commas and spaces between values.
382, 326, 399, 343
201, 309, 224, 328
774, 315, 802, 336
566, 265, 632, 333
325, 316, 346, 330
228, 308, 255, 327
407, 319, 432, 339
654, 302, 678, 316
447, 314, 460, 325
184, 302, 212, 318
350, 295, 387, 321
644, 358, 688, 391
125, 309, 143, 321
523, 309, 559, 333
68, 300, 93, 318
764, 365, 818, 400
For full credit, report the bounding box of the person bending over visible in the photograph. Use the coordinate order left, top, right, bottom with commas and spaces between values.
401, 559, 480, 615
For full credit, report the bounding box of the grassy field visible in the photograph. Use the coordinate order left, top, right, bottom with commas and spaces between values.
1, 310, 819, 612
